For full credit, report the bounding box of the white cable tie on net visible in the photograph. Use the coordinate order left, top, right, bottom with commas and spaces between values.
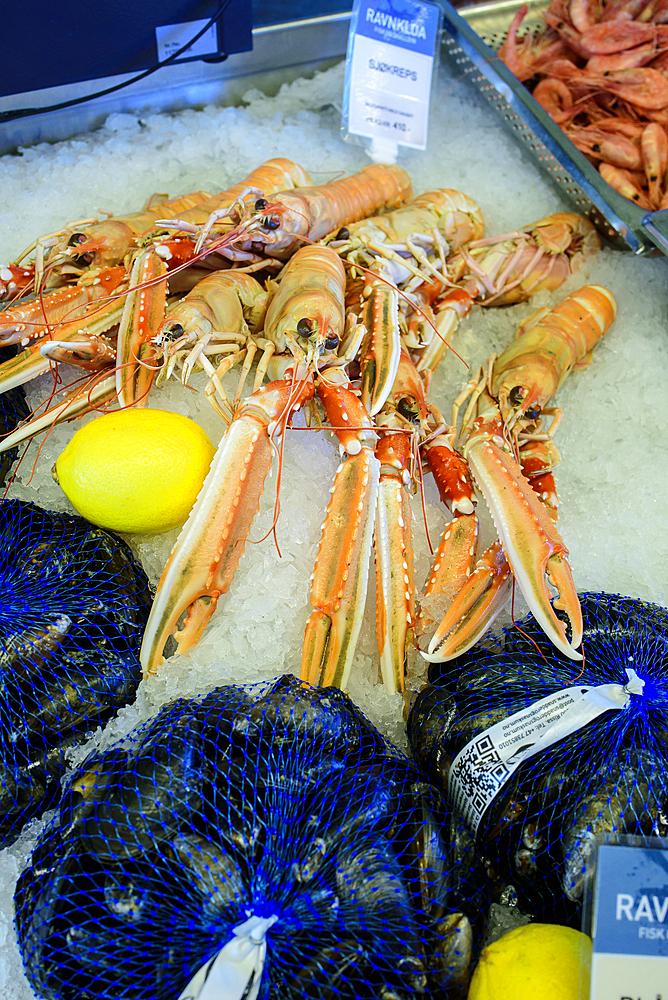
623, 667, 645, 696
178, 913, 279, 1000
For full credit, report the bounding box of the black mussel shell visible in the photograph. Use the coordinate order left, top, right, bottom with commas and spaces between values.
0, 499, 151, 845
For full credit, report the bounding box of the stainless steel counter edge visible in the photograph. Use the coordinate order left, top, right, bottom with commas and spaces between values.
0, 13, 352, 155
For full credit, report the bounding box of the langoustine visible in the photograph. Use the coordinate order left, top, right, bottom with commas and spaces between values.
0, 161, 411, 449
0, 157, 313, 300
416, 284, 618, 664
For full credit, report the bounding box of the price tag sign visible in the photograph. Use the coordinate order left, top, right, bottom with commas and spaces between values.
591, 843, 668, 999
343, 0, 441, 152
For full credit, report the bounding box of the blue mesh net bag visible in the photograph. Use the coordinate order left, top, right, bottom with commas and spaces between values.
407, 592, 668, 926
0, 345, 30, 485
15, 674, 489, 1000
0, 498, 151, 845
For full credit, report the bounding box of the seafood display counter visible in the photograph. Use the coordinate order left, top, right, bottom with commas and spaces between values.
1, 4, 668, 998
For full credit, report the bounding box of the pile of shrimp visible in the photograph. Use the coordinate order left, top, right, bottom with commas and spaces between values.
498, 0, 668, 210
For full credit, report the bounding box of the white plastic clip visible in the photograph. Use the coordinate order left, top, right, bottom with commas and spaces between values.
624, 667, 645, 696
367, 137, 399, 164
178, 914, 279, 1000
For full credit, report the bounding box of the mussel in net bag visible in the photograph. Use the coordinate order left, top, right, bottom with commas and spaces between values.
0, 499, 151, 845
407, 593, 668, 925
16, 674, 489, 1000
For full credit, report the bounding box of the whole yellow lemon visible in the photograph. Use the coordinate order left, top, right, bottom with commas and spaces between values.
55, 408, 216, 534
468, 923, 592, 1000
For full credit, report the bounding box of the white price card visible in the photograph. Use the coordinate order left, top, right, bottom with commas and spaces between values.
343, 0, 441, 151
591, 844, 668, 1000
155, 19, 218, 62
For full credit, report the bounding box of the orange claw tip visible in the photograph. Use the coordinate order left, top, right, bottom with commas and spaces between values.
140, 590, 221, 676
506, 540, 584, 662
138, 427, 272, 676
140, 375, 314, 677
466, 438, 584, 662
523, 609, 583, 662
302, 447, 381, 691
421, 556, 513, 663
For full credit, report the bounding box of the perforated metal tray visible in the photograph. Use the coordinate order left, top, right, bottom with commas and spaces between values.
441, 0, 668, 255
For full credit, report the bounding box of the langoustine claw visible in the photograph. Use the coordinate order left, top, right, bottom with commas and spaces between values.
418, 284, 618, 663
141, 375, 316, 674
301, 379, 380, 690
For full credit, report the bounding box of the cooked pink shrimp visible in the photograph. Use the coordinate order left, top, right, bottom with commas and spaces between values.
498, 4, 569, 81
586, 40, 663, 71
533, 77, 575, 121
579, 19, 657, 52
565, 123, 643, 168
641, 120, 668, 203
599, 161, 654, 205
570, 0, 603, 32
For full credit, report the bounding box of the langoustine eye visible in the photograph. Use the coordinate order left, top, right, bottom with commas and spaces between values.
508, 385, 526, 407
261, 215, 280, 231
297, 317, 316, 337
67, 232, 93, 265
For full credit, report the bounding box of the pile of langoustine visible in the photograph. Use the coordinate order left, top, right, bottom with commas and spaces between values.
499, 0, 668, 210
0, 157, 617, 698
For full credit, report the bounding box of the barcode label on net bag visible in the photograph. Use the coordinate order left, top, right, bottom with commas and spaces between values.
447, 669, 645, 836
